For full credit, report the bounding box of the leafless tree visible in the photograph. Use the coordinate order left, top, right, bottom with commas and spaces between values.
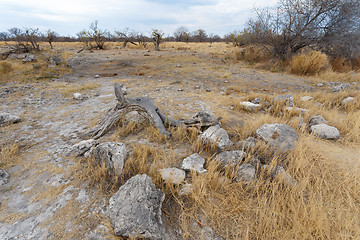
246, 0, 360, 60
115, 28, 138, 48
45, 30, 58, 49
174, 26, 190, 42
77, 21, 108, 50
191, 29, 208, 42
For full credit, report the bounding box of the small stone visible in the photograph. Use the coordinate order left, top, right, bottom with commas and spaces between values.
71, 139, 98, 156
301, 96, 313, 101
0, 112, 21, 125
73, 92, 83, 100
317, 83, 324, 87
239, 101, 260, 111
341, 97, 356, 105
176, 64, 182, 68
217, 150, 246, 167
251, 97, 262, 104
94, 74, 100, 78
159, 168, 186, 184
200, 125, 233, 151
93, 142, 127, 175
286, 107, 308, 113
235, 164, 256, 182
0, 169, 10, 186
309, 115, 327, 127
181, 153, 207, 173
310, 123, 340, 140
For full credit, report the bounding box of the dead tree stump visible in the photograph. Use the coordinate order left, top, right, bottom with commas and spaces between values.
83, 83, 221, 139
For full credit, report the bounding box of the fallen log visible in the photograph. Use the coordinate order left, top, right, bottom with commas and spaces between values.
83, 83, 221, 139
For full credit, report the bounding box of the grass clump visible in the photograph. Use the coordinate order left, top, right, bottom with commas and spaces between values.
0, 143, 20, 168
0, 62, 13, 74
290, 50, 329, 76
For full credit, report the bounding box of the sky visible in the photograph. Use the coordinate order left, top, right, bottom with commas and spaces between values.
0, 0, 277, 37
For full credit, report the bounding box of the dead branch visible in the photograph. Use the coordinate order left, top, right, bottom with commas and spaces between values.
83, 83, 221, 139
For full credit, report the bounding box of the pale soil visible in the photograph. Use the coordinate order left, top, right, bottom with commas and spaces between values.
0, 46, 358, 239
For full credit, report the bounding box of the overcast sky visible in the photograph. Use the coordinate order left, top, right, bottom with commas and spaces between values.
0, 0, 277, 37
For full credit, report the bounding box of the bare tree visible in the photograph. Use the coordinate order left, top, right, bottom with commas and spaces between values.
174, 26, 190, 42
246, 0, 360, 60
115, 28, 138, 48
152, 29, 164, 51
191, 29, 208, 42
77, 21, 108, 50
45, 30, 58, 49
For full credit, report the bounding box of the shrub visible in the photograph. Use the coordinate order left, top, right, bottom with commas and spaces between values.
289, 51, 328, 76
244, 45, 270, 63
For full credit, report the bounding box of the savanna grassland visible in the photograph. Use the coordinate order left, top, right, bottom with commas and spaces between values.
0, 41, 360, 239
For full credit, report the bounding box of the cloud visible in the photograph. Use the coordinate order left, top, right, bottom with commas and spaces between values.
0, 0, 277, 36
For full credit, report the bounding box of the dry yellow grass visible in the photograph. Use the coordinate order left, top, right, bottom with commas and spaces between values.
290, 50, 329, 76
0, 143, 20, 168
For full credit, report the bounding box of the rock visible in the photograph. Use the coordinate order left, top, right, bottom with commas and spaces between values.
179, 184, 193, 196
273, 95, 294, 107
216, 150, 246, 167
256, 123, 299, 151
108, 174, 165, 239
176, 64, 182, 68
341, 97, 356, 105
93, 142, 127, 175
21, 54, 37, 63
237, 137, 257, 150
48, 55, 63, 66
94, 74, 100, 78
73, 92, 83, 100
192, 110, 217, 123
159, 168, 185, 184
0, 169, 10, 185
181, 153, 207, 173
286, 107, 308, 113
0, 112, 21, 125
309, 115, 327, 127
200, 125, 233, 151
251, 97, 262, 104
310, 123, 340, 140
239, 101, 260, 111
261, 165, 297, 185
235, 164, 256, 182
301, 96, 313, 101
332, 83, 350, 92
71, 139, 98, 156
317, 83, 324, 87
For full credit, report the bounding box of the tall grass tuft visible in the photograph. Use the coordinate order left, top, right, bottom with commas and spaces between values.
289, 50, 328, 76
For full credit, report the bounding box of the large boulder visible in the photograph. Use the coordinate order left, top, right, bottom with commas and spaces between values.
216, 150, 246, 167
256, 123, 299, 151
0, 169, 10, 186
200, 125, 233, 151
310, 123, 340, 140
181, 153, 207, 173
93, 142, 127, 175
108, 174, 165, 239
0, 113, 21, 125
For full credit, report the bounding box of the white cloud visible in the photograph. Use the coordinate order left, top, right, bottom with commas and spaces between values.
0, 0, 278, 36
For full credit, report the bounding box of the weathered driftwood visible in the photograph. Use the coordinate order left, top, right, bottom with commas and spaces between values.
83, 83, 221, 139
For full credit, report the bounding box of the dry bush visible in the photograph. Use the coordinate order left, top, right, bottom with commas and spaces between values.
243, 45, 271, 63
0, 62, 13, 74
289, 51, 329, 76
329, 57, 353, 72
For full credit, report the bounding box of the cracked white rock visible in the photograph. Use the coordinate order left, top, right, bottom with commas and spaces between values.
256, 123, 298, 151
71, 139, 98, 156
0, 112, 21, 125
239, 101, 260, 111
200, 125, 233, 151
310, 123, 340, 140
73, 92, 83, 100
181, 153, 207, 173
